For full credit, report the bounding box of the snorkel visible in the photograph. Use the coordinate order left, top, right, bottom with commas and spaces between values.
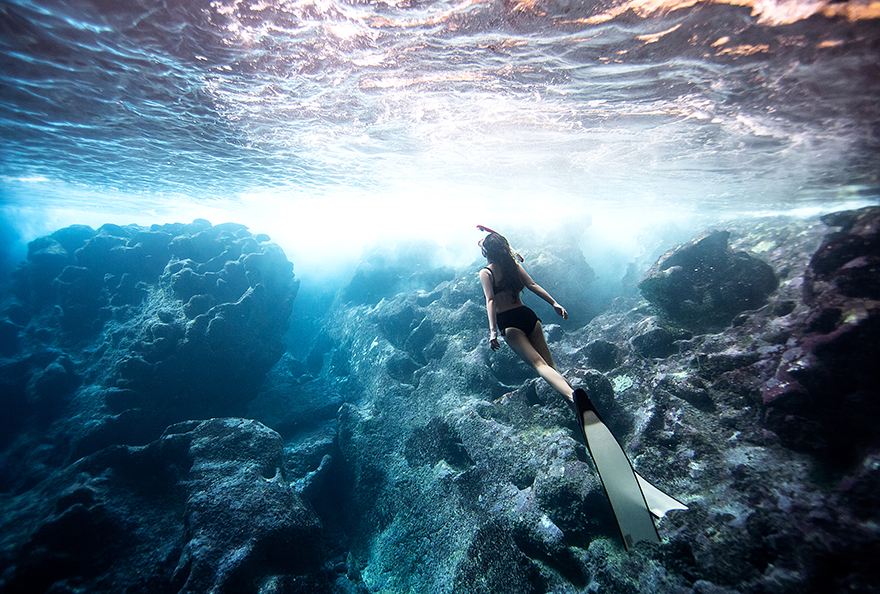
477, 225, 524, 262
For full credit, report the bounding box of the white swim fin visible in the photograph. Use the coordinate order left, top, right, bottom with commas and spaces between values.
573, 388, 659, 550
634, 472, 689, 519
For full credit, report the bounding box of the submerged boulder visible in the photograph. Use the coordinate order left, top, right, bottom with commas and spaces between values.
0, 220, 298, 490
638, 230, 778, 332
808, 207, 880, 298
247, 353, 344, 440
0, 418, 324, 594
174, 419, 323, 593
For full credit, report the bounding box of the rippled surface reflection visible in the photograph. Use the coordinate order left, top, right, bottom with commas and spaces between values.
1, 0, 878, 213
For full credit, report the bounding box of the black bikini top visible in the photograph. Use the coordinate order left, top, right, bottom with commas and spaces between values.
484, 267, 507, 294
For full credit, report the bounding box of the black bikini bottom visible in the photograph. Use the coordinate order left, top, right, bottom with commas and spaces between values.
497, 306, 540, 336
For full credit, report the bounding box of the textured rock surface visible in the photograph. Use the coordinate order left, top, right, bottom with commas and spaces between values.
311, 212, 878, 594
174, 419, 323, 593
0, 418, 323, 593
0, 220, 297, 487
0, 220, 311, 593
2, 212, 878, 594
638, 230, 779, 332
762, 207, 880, 463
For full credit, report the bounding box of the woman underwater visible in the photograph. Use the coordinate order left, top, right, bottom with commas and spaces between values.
477, 226, 578, 407
478, 226, 687, 548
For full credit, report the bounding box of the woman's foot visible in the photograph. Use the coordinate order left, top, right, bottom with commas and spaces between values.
571, 387, 591, 413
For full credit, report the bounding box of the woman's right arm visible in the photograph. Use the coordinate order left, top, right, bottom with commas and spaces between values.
479, 269, 501, 350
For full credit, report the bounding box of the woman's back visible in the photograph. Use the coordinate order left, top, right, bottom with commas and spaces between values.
483, 263, 524, 312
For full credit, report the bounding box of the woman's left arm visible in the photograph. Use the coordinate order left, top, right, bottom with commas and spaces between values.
518, 263, 568, 320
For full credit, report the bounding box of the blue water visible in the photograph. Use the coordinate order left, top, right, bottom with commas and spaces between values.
1, 4, 879, 590
1, 0, 879, 268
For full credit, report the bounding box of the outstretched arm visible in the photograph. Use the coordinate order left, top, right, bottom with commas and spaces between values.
518, 263, 568, 320
479, 269, 502, 350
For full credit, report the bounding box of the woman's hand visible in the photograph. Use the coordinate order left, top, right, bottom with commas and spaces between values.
554, 302, 568, 320
490, 338, 501, 351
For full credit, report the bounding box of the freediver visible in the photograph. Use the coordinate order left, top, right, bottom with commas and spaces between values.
477, 225, 687, 550
477, 225, 578, 407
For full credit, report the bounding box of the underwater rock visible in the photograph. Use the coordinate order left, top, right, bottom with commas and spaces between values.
173, 418, 323, 593
331, 309, 616, 592
247, 354, 344, 440
3, 213, 878, 594
762, 206, 880, 463
517, 243, 599, 328
630, 316, 693, 359
340, 240, 455, 305
638, 230, 779, 331
580, 339, 619, 371
404, 417, 474, 471
286, 433, 336, 503
11, 237, 73, 307
451, 520, 541, 594
0, 318, 20, 357
313, 213, 878, 594
0, 219, 297, 491
809, 206, 880, 299
24, 355, 78, 410
0, 418, 324, 594
654, 373, 715, 413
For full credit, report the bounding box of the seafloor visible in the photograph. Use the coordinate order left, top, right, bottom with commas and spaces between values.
0, 209, 878, 593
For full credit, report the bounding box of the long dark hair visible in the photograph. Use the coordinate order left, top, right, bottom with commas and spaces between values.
482, 232, 524, 293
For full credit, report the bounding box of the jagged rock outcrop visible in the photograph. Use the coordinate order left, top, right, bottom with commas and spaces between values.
762, 206, 880, 462
1, 418, 324, 594
247, 353, 344, 440
2, 213, 878, 594
0, 220, 312, 594
315, 213, 878, 594
0, 219, 298, 482
516, 242, 599, 328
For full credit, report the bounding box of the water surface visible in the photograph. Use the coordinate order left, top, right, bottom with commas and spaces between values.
1, 0, 878, 257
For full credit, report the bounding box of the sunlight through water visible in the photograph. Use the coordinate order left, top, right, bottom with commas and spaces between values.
1, 0, 878, 270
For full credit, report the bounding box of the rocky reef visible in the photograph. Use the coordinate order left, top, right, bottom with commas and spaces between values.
304, 208, 880, 594
3, 220, 296, 456
0, 220, 314, 591
1, 208, 878, 593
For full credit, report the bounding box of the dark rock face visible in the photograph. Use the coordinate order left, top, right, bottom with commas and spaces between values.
809, 208, 880, 298
630, 317, 693, 359
762, 207, 880, 463
0, 220, 316, 593
174, 419, 323, 593
247, 353, 344, 440
638, 230, 778, 331
580, 339, 619, 371
451, 520, 541, 594
1, 418, 323, 594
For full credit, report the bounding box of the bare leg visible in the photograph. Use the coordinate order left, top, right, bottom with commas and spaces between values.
528, 321, 556, 370
504, 327, 574, 406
